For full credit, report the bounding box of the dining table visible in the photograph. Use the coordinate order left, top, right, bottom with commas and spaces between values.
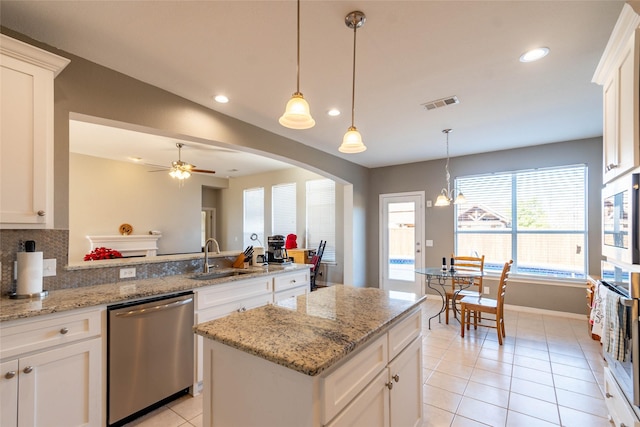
415, 267, 485, 329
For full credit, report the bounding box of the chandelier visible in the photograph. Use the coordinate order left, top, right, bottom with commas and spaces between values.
435, 129, 466, 206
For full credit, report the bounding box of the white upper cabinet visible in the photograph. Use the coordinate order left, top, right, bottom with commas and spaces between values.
593, 4, 640, 184
0, 35, 69, 228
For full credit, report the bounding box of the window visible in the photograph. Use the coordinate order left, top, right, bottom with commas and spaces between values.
455, 165, 587, 279
272, 183, 296, 237
306, 179, 335, 262
243, 187, 264, 248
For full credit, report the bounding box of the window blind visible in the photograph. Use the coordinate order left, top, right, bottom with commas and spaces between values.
243, 187, 264, 248
306, 179, 335, 262
272, 183, 296, 237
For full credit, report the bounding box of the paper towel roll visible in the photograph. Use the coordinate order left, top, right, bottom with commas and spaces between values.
16, 252, 43, 295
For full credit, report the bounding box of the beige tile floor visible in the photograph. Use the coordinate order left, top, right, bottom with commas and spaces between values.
125, 298, 611, 427
422, 298, 611, 427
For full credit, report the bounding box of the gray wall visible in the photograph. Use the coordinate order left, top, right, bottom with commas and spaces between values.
3, 28, 605, 312
369, 137, 603, 314
0, 28, 370, 287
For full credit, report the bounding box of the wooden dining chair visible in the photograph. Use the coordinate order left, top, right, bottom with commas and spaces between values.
460, 260, 513, 345
445, 254, 484, 324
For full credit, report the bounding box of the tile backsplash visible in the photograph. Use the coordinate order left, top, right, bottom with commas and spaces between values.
0, 229, 205, 295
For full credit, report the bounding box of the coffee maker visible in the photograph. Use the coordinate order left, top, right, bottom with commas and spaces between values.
266, 235, 289, 263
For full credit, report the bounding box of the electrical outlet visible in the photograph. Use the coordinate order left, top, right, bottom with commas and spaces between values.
43, 259, 56, 277
426, 200, 433, 208
119, 267, 136, 279
483, 286, 490, 295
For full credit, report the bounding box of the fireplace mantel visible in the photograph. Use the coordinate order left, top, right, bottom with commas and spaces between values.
86, 235, 161, 257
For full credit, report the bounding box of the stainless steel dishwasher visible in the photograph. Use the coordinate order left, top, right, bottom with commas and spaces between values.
107, 291, 194, 426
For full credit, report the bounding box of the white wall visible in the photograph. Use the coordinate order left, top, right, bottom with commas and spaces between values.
69, 153, 229, 262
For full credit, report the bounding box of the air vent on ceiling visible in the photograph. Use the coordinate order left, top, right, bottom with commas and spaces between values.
421, 95, 460, 111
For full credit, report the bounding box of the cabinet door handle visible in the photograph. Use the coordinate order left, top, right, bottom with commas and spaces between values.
237, 307, 247, 313
606, 392, 613, 398
4, 371, 16, 379
385, 381, 393, 390
60, 327, 69, 335
37, 210, 46, 216
606, 163, 618, 172
392, 374, 400, 382
23, 366, 33, 374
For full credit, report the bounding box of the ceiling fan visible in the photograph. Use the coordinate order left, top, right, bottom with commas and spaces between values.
157, 142, 216, 180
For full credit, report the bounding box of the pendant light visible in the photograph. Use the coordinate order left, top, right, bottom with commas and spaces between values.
434, 129, 466, 206
279, 0, 315, 129
339, 11, 367, 154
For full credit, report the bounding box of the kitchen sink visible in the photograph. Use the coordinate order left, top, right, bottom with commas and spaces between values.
189, 270, 253, 280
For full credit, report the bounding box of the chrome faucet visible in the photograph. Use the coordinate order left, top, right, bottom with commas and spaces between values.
203, 238, 221, 273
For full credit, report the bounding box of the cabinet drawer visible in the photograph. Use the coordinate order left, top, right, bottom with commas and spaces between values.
322, 334, 388, 424
197, 293, 272, 322
604, 367, 640, 427
0, 307, 102, 360
273, 271, 309, 292
388, 307, 422, 361
273, 285, 307, 303
195, 277, 271, 311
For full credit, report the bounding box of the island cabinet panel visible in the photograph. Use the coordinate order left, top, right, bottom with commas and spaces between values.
322, 334, 388, 424
388, 337, 423, 427
388, 308, 421, 360
325, 369, 390, 427
200, 304, 423, 427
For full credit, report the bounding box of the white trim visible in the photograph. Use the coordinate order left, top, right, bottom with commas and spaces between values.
0, 34, 70, 76
593, 4, 640, 84
504, 303, 585, 320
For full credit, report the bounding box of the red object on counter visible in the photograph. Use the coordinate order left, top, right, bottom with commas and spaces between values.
285, 234, 297, 249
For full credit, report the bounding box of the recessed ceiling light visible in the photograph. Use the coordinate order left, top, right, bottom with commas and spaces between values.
128, 156, 142, 162
214, 95, 229, 103
519, 47, 550, 63
327, 109, 341, 117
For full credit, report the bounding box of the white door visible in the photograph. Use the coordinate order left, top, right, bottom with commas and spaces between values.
380, 192, 424, 295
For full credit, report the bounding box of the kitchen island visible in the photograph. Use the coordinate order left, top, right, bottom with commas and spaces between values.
194, 285, 425, 427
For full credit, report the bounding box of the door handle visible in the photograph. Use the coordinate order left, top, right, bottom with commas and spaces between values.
115, 297, 193, 318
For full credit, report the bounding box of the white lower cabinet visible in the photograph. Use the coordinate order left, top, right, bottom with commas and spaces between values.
0, 308, 103, 427
604, 367, 640, 427
193, 276, 273, 390
273, 269, 310, 303
201, 306, 422, 427
326, 335, 422, 427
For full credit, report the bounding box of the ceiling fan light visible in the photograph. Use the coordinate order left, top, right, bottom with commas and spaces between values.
339, 126, 366, 153
435, 192, 451, 207
169, 168, 191, 180
279, 93, 316, 129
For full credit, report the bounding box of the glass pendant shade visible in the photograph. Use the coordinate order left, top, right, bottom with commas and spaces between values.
453, 192, 466, 204
339, 126, 366, 153
279, 92, 315, 129
435, 192, 451, 206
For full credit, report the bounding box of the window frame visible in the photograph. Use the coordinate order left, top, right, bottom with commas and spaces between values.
454, 164, 588, 280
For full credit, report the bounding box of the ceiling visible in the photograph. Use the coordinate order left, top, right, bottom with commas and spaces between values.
0, 1, 626, 170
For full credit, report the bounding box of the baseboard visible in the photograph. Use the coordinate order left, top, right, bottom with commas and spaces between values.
503, 303, 585, 320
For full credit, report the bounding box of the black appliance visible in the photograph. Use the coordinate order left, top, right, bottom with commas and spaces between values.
266, 235, 289, 263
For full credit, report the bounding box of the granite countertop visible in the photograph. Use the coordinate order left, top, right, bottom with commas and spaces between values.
194, 285, 426, 376
0, 264, 309, 323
